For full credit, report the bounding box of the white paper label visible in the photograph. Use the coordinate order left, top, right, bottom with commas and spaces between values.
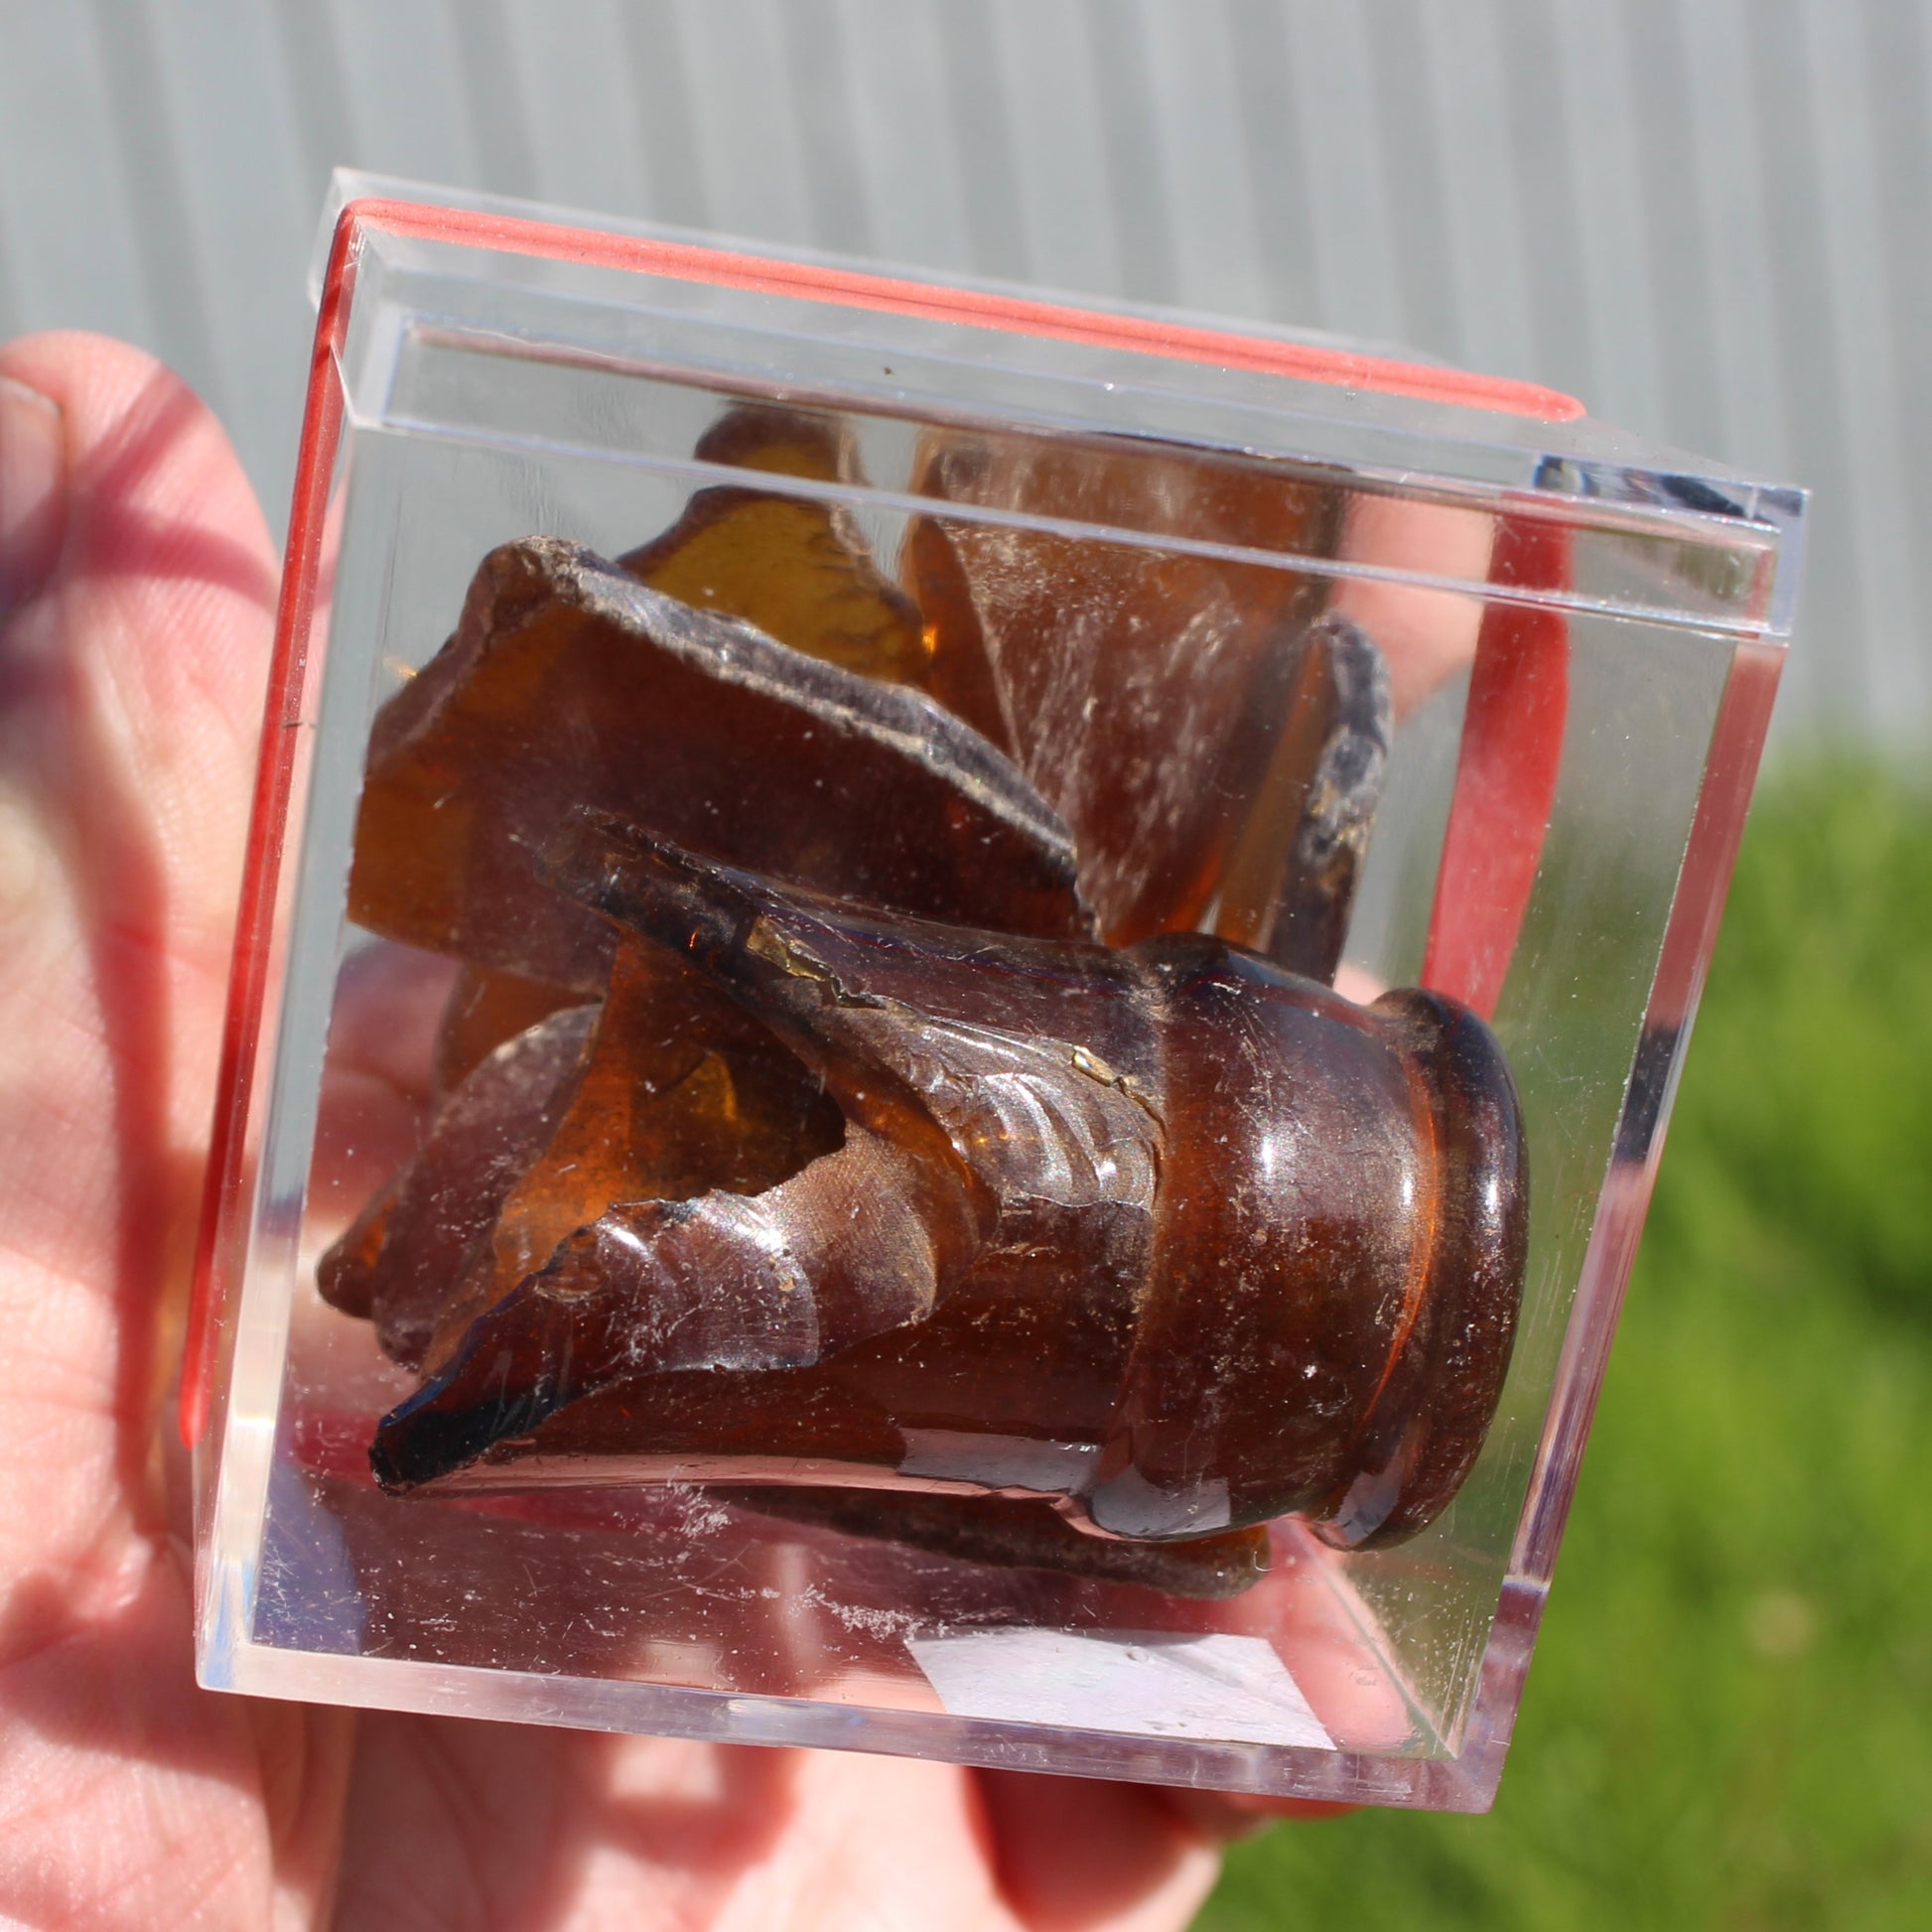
907, 1627, 1334, 1750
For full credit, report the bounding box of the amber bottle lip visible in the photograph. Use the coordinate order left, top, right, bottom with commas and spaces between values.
1310, 987, 1530, 1551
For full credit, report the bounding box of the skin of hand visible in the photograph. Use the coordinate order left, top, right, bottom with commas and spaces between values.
1332, 490, 1492, 723
0, 332, 1356, 1932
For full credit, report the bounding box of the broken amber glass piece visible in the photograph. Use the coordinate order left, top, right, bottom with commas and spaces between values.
432, 964, 583, 1098
905, 431, 1342, 943
327, 459, 1475, 1590
720, 1487, 1272, 1601
370, 819, 1528, 1555
319, 1002, 599, 1369
315, 1183, 392, 1324
620, 404, 932, 686
1212, 612, 1393, 982
319, 935, 841, 1374
345, 536, 1093, 990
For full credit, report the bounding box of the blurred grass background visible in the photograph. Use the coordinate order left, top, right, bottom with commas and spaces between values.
1201, 759, 1932, 1930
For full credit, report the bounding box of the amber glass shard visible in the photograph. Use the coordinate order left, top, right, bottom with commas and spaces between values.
718, 1488, 1273, 1600
321, 935, 842, 1376
346, 538, 1093, 990
433, 964, 584, 1098
683, 402, 855, 483
549, 813, 1161, 1186
373, 822, 1528, 1558
905, 432, 1341, 942
621, 405, 932, 686
1212, 613, 1393, 982
315, 1183, 393, 1323
318, 1004, 600, 1369
371, 1120, 956, 1493
422, 938, 843, 1369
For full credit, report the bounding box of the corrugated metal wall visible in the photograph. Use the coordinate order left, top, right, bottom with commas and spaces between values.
1, 0, 1924, 746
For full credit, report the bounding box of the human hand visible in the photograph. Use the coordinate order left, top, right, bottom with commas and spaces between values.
0, 332, 1357, 1931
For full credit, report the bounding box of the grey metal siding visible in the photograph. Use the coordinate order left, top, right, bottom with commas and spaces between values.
0, 0, 1916, 745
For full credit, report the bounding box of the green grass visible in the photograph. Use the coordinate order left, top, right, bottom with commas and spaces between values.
1201, 760, 1932, 1931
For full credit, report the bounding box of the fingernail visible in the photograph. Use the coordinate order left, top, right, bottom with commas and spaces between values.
0, 375, 66, 628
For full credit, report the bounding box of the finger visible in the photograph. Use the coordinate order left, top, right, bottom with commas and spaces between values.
0, 335, 343, 1932
330, 1720, 1218, 1932
308, 940, 462, 1227
0, 331, 276, 1580
974, 1768, 1220, 1931
1331, 494, 1492, 721
1159, 1787, 1357, 1840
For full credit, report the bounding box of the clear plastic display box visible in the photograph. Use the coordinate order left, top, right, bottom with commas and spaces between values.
186, 176, 1803, 1811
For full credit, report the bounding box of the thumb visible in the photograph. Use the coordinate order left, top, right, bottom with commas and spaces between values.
0, 332, 276, 1576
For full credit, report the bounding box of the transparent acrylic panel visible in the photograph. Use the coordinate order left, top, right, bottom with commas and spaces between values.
193, 189, 1799, 1811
